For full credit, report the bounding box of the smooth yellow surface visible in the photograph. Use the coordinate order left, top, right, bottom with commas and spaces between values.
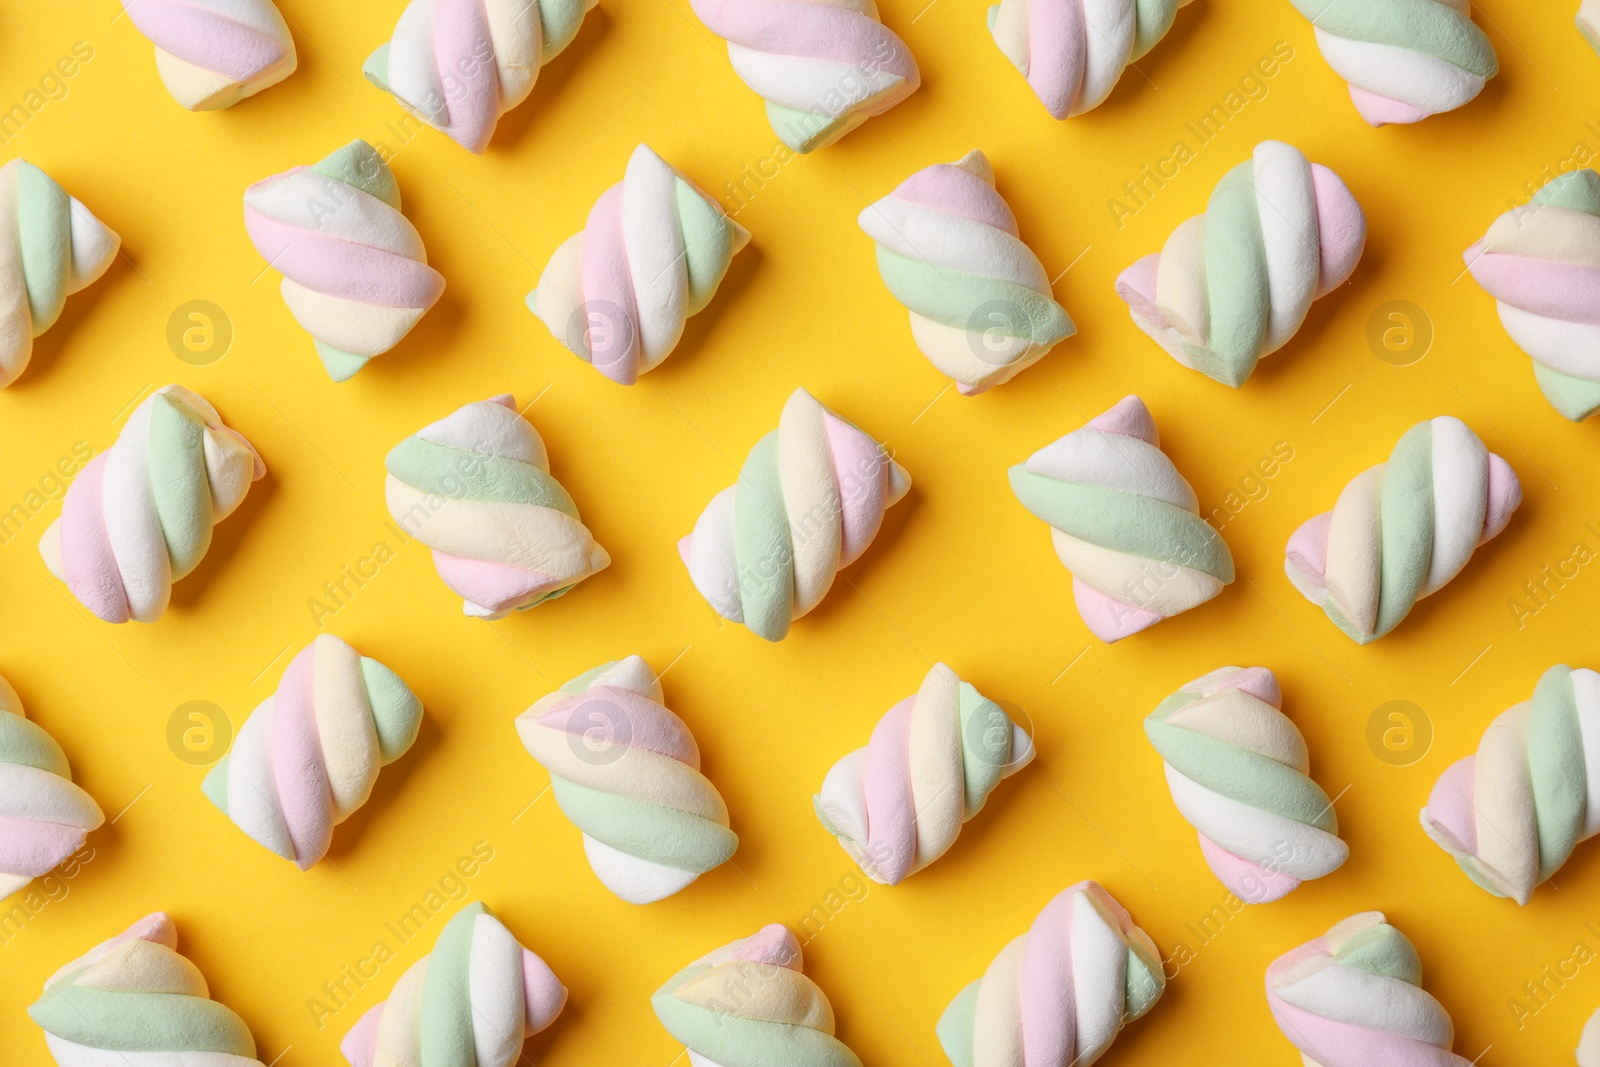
2, 1, 1599, 1064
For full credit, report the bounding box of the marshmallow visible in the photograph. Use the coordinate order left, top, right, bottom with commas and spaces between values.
40, 386, 265, 624
859, 150, 1075, 395
201, 635, 423, 870
1115, 141, 1366, 387
0, 160, 119, 389
1464, 169, 1600, 421
364, 0, 598, 154
653, 923, 861, 1067
1421, 665, 1600, 905
341, 901, 567, 1067
528, 144, 751, 385
680, 387, 910, 641
1582, 1007, 1600, 1067
244, 139, 445, 382
1287, 0, 1496, 126
988, 0, 1193, 117
0, 674, 103, 902
1584, 1, 1600, 55
937, 881, 1165, 1067
688, 0, 920, 153
1146, 667, 1347, 904
1009, 395, 1233, 642
29, 913, 265, 1067
1285, 416, 1520, 644
1267, 911, 1470, 1066
120, 0, 295, 110
516, 655, 737, 903
385, 394, 609, 619
814, 663, 1033, 885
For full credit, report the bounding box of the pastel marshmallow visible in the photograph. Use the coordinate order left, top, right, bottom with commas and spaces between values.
120, 0, 296, 110
0, 674, 103, 903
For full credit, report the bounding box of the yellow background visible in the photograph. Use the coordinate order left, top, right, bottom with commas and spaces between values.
2, 0, 1599, 1064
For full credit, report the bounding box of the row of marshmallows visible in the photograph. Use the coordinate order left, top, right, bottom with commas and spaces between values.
18, 893, 1582, 1065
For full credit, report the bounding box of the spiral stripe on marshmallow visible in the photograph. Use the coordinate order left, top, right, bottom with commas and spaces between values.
29, 913, 265, 1067
937, 881, 1165, 1067
1267, 912, 1470, 1067
1287, 0, 1496, 126
0, 675, 103, 903
654, 924, 862, 1067
1115, 141, 1366, 387
39, 386, 265, 624
859, 150, 1075, 395
689, 0, 921, 153
200, 635, 423, 870
0, 160, 119, 389
121, 0, 296, 110
988, 0, 1193, 118
1464, 169, 1600, 421
244, 139, 445, 382
1009, 395, 1233, 643
516, 655, 737, 904
364, 0, 598, 154
341, 902, 567, 1067
1421, 665, 1600, 905
386, 394, 610, 619
1146, 667, 1347, 904
814, 663, 1033, 886
679, 388, 911, 642
1285, 416, 1521, 644
528, 144, 751, 385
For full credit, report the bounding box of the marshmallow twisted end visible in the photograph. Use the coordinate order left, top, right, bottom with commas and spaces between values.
815, 663, 1033, 885
859, 151, 1075, 395
341, 901, 567, 1067
29, 913, 264, 1067
0, 675, 103, 902
529, 144, 751, 385
937, 881, 1165, 1067
1285, 415, 1520, 644
1010, 395, 1234, 642
1267, 912, 1470, 1067
121, 0, 296, 110
653, 924, 863, 1067
517, 655, 737, 903
201, 635, 423, 870
1465, 168, 1600, 421
1146, 666, 1347, 903
1421, 665, 1600, 905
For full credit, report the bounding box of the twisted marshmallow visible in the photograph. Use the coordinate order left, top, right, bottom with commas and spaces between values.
653, 924, 862, 1067
1464, 169, 1600, 421
689, 0, 920, 153
858, 150, 1075, 395
528, 144, 751, 385
516, 655, 737, 904
121, 0, 295, 110
29, 913, 264, 1067
201, 635, 423, 870
244, 139, 445, 381
1421, 665, 1600, 905
1267, 912, 1470, 1067
0, 674, 102, 902
1145, 667, 1347, 904
40, 386, 265, 624
988, 0, 1193, 117
814, 663, 1033, 885
1115, 141, 1366, 387
0, 160, 119, 389
364, 0, 598, 153
1287, 0, 1496, 126
1009, 395, 1233, 642
937, 881, 1165, 1067
1285, 416, 1520, 644
386, 394, 609, 619
341, 901, 567, 1067
680, 388, 910, 642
